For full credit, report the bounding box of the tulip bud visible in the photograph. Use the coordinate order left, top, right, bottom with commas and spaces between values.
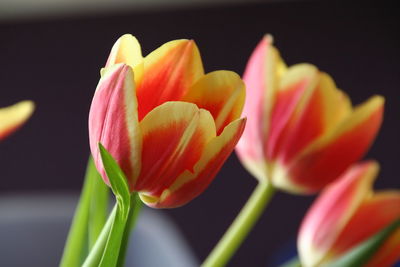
298, 161, 400, 266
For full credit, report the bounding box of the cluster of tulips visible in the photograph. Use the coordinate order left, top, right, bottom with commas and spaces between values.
2, 34, 399, 267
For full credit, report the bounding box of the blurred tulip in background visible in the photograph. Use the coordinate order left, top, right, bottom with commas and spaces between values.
236, 35, 384, 194
298, 161, 400, 266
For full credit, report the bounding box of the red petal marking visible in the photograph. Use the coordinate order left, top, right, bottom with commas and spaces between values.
135, 102, 215, 196
88, 64, 136, 186
273, 83, 325, 164
158, 118, 246, 208
331, 193, 400, 256
265, 78, 310, 160
288, 104, 383, 192
136, 40, 204, 120
298, 162, 377, 265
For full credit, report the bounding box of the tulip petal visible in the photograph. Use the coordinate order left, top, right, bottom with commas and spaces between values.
136, 40, 204, 120
0, 100, 34, 140
285, 95, 383, 192
271, 71, 352, 164
265, 63, 319, 161
331, 192, 400, 264
236, 35, 286, 181
298, 161, 378, 267
89, 64, 141, 186
136, 101, 216, 198
155, 118, 246, 208
106, 34, 143, 68
182, 70, 245, 134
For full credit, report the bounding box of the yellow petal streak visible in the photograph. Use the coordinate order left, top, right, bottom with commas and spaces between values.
183, 70, 245, 133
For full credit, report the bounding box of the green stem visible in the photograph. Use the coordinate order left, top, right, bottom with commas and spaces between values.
117, 193, 143, 267
82, 205, 117, 267
60, 157, 108, 267
89, 170, 109, 250
202, 182, 275, 267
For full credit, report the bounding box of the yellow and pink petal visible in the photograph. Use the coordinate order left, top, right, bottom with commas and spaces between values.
236, 35, 286, 182
265, 64, 320, 162
88, 64, 142, 187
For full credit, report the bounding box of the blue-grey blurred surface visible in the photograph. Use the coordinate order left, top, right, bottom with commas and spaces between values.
0, 194, 198, 267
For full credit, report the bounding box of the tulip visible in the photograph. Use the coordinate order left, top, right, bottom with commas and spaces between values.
0, 100, 34, 140
89, 34, 246, 208
236, 35, 384, 194
298, 161, 400, 267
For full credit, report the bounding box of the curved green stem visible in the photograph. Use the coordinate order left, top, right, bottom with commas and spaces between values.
117, 194, 143, 267
202, 182, 275, 267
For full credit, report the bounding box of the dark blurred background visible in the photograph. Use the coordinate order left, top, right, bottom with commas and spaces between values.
0, 0, 399, 266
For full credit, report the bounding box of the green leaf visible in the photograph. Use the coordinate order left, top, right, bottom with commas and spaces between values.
83, 196, 141, 267
60, 156, 109, 267
83, 143, 132, 267
98, 203, 129, 267
328, 217, 400, 267
82, 206, 117, 267
98, 143, 130, 214
83, 144, 143, 267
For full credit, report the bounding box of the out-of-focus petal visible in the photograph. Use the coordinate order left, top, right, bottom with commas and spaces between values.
136, 40, 204, 120
154, 118, 246, 208
271, 71, 352, 164
136, 101, 216, 198
265, 63, 319, 161
88, 64, 142, 186
366, 225, 400, 267
0, 100, 34, 140
182, 70, 245, 134
298, 161, 378, 266
236, 35, 286, 181
331, 192, 400, 258
286, 96, 384, 192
